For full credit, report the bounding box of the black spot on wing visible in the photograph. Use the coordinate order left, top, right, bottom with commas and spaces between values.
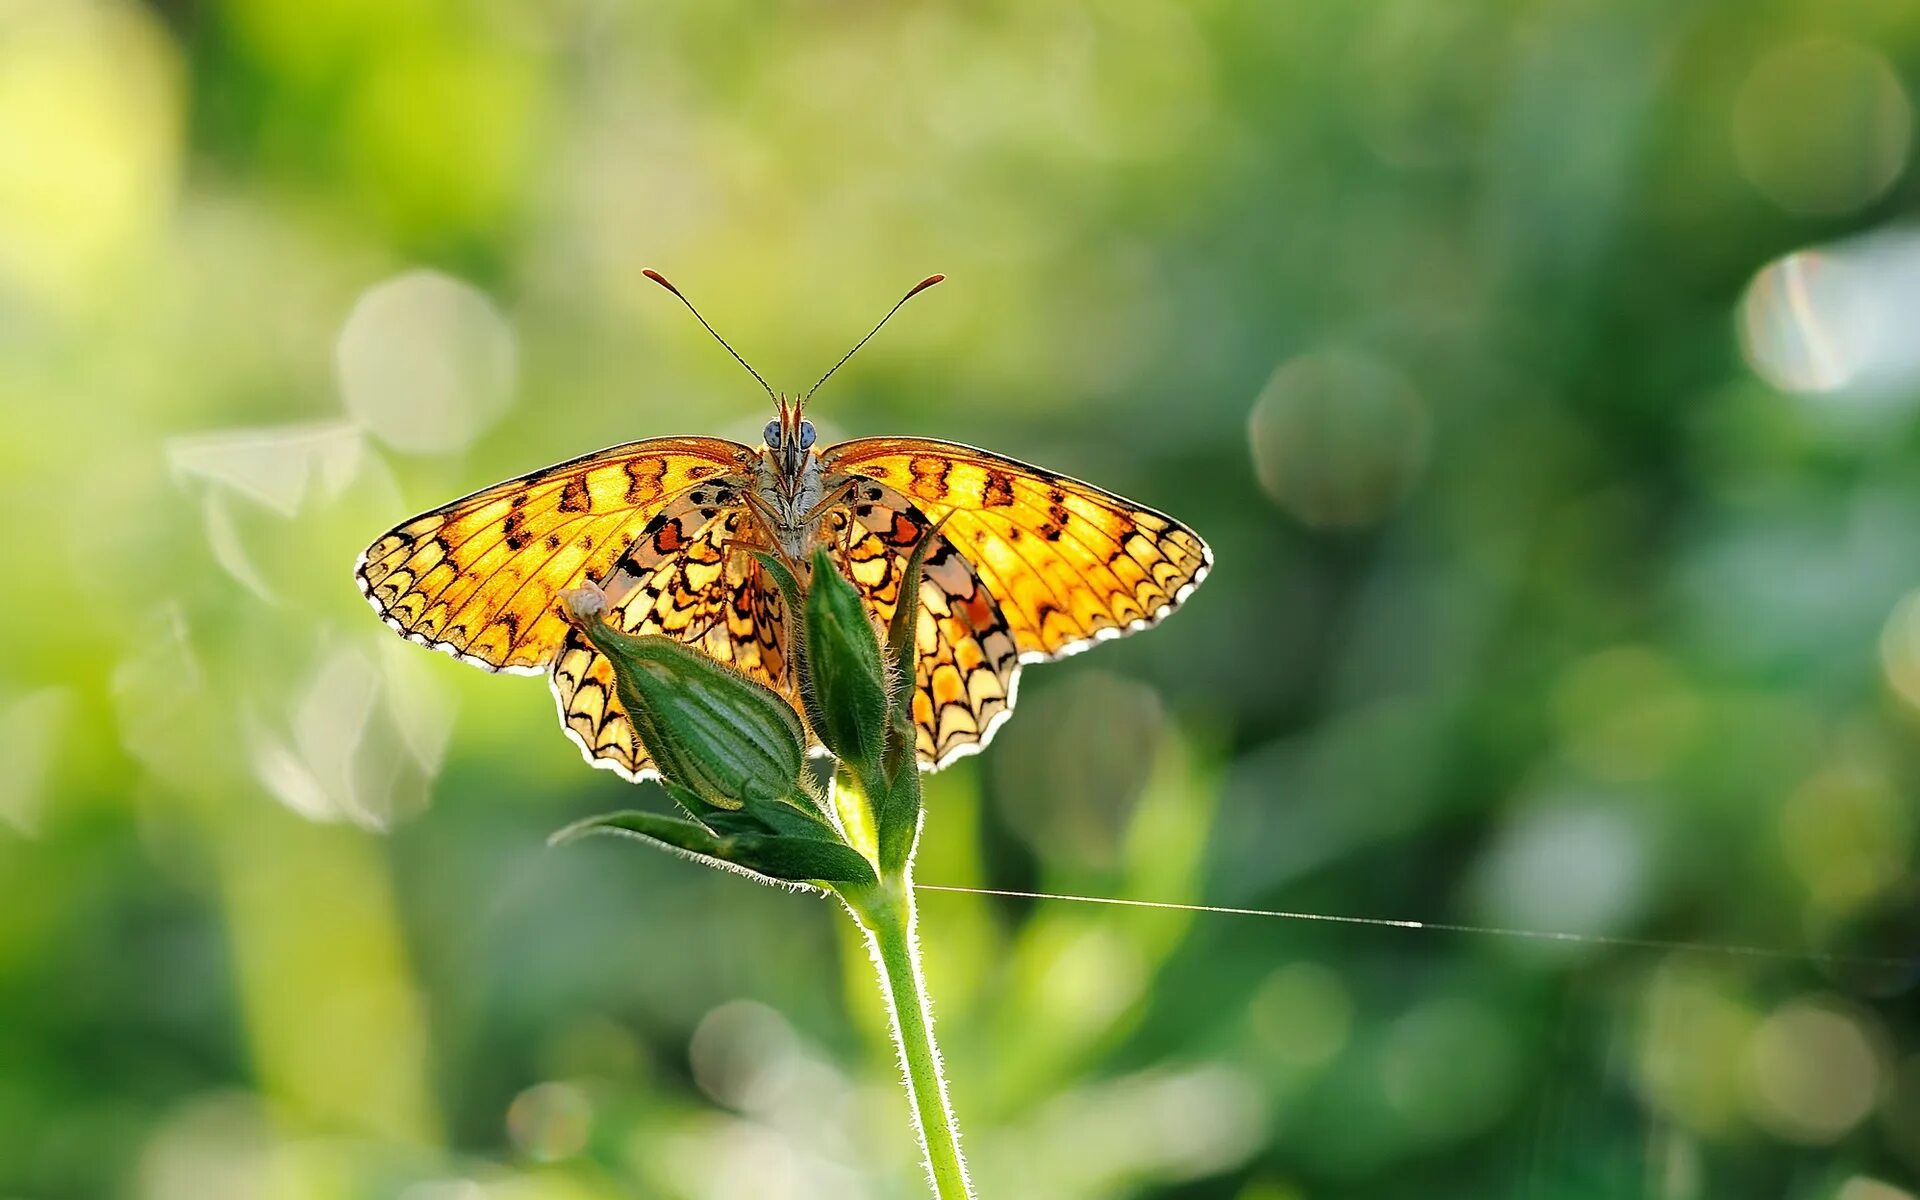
982, 469, 1016, 508
502, 510, 530, 551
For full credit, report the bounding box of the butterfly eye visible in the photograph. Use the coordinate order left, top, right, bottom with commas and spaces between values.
798, 420, 816, 450
763, 419, 782, 448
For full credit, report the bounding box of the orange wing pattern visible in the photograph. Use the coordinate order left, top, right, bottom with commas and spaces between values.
823, 437, 1211, 662
356, 437, 755, 674
551, 506, 795, 781
830, 484, 1022, 766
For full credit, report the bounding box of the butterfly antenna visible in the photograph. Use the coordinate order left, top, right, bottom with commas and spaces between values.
803, 274, 945, 404
642, 269, 777, 403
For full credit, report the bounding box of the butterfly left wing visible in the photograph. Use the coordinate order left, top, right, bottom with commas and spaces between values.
551, 507, 799, 781
357, 436, 755, 674
823, 437, 1211, 662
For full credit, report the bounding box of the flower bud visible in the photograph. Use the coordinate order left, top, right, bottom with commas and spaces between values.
564, 588, 806, 808
884, 527, 932, 716
873, 521, 943, 871
801, 549, 890, 778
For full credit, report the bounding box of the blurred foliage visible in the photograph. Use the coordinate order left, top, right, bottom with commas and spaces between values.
2, 0, 1920, 1197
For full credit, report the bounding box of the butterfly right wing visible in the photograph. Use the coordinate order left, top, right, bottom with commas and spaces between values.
823, 437, 1210, 662
829, 481, 1023, 768
357, 436, 756, 674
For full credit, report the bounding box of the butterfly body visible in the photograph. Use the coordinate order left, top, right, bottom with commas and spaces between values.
747, 401, 833, 563
357, 277, 1209, 781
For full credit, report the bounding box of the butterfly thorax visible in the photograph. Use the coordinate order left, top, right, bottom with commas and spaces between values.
751, 445, 829, 561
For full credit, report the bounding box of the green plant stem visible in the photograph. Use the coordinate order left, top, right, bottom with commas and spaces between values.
845, 873, 973, 1200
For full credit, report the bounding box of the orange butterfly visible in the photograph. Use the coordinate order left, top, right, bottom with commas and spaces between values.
356, 273, 1211, 780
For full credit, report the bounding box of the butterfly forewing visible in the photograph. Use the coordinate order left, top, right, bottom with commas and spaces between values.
823, 437, 1211, 662
355, 437, 755, 673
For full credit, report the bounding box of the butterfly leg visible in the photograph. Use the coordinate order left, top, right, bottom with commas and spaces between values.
737, 488, 802, 569
798, 478, 862, 559
712, 516, 775, 577
801, 478, 860, 524
831, 509, 855, 558
675, 605, 731, 647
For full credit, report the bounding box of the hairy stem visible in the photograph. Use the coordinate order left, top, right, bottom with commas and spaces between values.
845, 874, 973, 1199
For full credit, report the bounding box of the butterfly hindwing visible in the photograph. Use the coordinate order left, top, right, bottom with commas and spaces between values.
356, 436, 756, 674
550, 504, 796, 781
832, 483, 1022, 766
823, 437, 1211, 662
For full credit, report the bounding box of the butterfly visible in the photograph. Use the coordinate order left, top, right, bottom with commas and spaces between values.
356, 272, 1211, 782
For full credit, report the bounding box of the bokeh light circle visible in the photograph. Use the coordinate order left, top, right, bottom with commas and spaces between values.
1471, 802, 1648, 942
1634, 963, 1757, 1133
1551, 645, 1699, 782
1743, 999, 1882, 1143
337, 269, 518, 454
1739, 251, 1856, 393
1836, 1178, 1917, 1200
1739, 229, 1920, 416
1247, 350, 1429, 529
1249, 962, 1351, 1072
990, 670, 1165, 868
688, 1000, 801, 1116
1879, 588, 1920, 711
1732, 38, 1912, 217
1377, 997, 1517, 1143
1777, 763, 1908, 916
504, 1080, 592, 1162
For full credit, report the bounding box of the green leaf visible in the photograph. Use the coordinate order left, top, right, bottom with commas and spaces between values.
552, 810, 876, 886
725, 833, 876, 885
551, 809, 727, 855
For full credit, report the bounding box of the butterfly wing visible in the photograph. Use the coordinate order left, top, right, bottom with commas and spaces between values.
832, 489, 1023, 766
551, 506, 798, 781
823, 437, 1211, 662
356, 436, 756, 674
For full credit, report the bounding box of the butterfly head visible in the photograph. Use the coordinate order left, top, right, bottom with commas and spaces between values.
763, 394, 817, 476
641, 266, 942, 476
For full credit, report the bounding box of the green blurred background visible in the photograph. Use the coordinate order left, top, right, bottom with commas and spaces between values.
4, 0, 1920, 1196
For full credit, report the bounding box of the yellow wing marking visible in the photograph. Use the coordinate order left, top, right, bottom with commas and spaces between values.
551, 507, 798, 781
823, 437, 1210, 662
355, 437, 755, 674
